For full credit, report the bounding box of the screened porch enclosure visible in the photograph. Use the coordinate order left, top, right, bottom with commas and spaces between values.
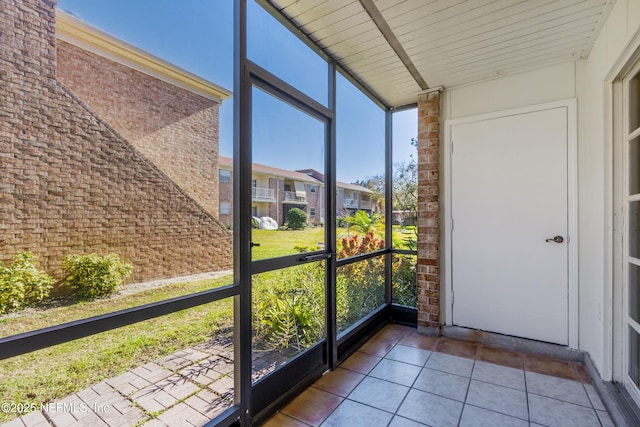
0, 0, 417, 425
1, 0, 636, 426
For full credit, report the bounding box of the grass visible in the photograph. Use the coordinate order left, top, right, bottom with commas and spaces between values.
0, 224, 417, 422
252, 225, 416, 260
0, 275, 233, 422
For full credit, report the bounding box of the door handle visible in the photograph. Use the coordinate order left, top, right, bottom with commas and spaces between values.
545, 236, 564, 243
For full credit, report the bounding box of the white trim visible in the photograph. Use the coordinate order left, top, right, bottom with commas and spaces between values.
611, 78, 624, 383
443, 99, 579, 348
608, 30, 640, 387
619, 57, 640, 406
56, 10, 232, 102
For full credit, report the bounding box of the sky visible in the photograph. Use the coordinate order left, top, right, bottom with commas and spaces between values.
57, 0, 418, 184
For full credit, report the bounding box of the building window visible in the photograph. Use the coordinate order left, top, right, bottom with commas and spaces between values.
220, 169, 231, 183
310, 185, 317, 193
310, 207, 316, 217
220, 201, 231, 215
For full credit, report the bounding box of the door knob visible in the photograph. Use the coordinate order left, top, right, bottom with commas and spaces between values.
545, 236, 564, 243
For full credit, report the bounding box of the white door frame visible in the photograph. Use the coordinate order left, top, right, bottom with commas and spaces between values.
442, 99, 578, 349
606, 30, 640, 387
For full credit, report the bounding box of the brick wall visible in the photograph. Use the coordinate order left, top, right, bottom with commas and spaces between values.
306, 185, 323, 224
219, 168, 233, 226
269, 178, 286, 225
416, 90, 441, 334
56, 40, 220, 217
0, 0, 232, 282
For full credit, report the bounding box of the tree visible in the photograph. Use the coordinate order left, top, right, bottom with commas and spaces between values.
392, 137, 418, 225
355, 175, 385, 213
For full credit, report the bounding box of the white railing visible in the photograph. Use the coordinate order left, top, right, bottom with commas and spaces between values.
359, 200, 372, 209
284, 191, 306, 202
252, 187, 275, 201
343, 198, 358, 208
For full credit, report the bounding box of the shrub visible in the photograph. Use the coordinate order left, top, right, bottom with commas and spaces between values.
392, 255, 417, 307
253, 263, 324, 353
287, 208, 307, 230
0, 252, 54, 314
336, 232, 386, 331
346, 210, 382, 234
63, 253, 133, 300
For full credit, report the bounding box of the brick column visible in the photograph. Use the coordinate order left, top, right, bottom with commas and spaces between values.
417, 90, 441, 335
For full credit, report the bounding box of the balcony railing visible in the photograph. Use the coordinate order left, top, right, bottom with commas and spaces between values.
360, 200, 372, 210
343, 198, 358, 208
284, 191, 306, 203
252, 187, 275, 201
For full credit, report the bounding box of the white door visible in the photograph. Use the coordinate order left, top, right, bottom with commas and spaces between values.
450, 106, 569, 345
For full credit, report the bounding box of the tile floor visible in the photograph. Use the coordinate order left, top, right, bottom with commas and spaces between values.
262, 324, 615, 427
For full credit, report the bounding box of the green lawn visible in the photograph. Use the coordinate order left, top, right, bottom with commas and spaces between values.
0, 224, 417, 422
252, 225, 416, 260
0, 276, 234, 422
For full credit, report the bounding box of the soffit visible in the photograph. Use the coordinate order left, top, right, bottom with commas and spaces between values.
268, 0, 614, 108
56, 10, 232, 102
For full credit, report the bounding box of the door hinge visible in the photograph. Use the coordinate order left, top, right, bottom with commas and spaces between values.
450, 141, 454, 154
451, 289, 455, 305
450, 218, 454, 231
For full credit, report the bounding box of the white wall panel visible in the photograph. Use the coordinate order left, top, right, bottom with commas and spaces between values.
444, 62, 575, 120
442, 0, 640, 380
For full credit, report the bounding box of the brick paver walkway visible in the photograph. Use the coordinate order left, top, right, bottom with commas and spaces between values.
2, 335, 243, 427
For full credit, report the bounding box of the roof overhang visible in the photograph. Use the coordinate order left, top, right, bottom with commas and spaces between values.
265, 0, 615, 109
56, 10, 232, 103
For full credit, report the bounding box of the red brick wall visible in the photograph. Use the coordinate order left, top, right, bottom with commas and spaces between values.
306, 185, 323, 224
219, 168, 233, 226
0, 0, 232, 282
56, 40, 220, 217
417, 90, 441, 334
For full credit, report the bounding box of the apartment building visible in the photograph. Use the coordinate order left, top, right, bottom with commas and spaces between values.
219, 158, 372, 227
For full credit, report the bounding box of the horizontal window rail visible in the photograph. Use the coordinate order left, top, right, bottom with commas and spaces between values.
0, 283, 238, 360
335, 248, 390, 267
392, 248, 418, 256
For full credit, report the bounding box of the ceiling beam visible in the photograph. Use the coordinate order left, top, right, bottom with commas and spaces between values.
358, 0, 429, 91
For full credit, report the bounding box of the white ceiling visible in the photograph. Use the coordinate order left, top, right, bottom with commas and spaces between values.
268, 0, 615, 108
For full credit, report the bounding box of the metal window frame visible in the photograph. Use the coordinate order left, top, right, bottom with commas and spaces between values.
0, 3, 419, 427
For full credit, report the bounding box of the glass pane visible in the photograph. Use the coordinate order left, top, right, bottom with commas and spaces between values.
630, 326, 640, 387
336, 75, 386, 258
631, 201, 640, 259
392, 109, 418, 249
631, 138, 640, 195
631, 263, 640, 324
247, 0, 328, 105
0, 298, 234, 425
336, 256, 385, 334
630, 71, 640, 133
251, 87, 325, 260
2, 1, 234, 335
393, 254, 417, 308
252, 262, 326, 382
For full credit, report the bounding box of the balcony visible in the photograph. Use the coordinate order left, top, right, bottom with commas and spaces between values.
284, 191, 306, 203
252, 186, 275, 201
343, 198, 358, 208
360, 200, 372, 210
